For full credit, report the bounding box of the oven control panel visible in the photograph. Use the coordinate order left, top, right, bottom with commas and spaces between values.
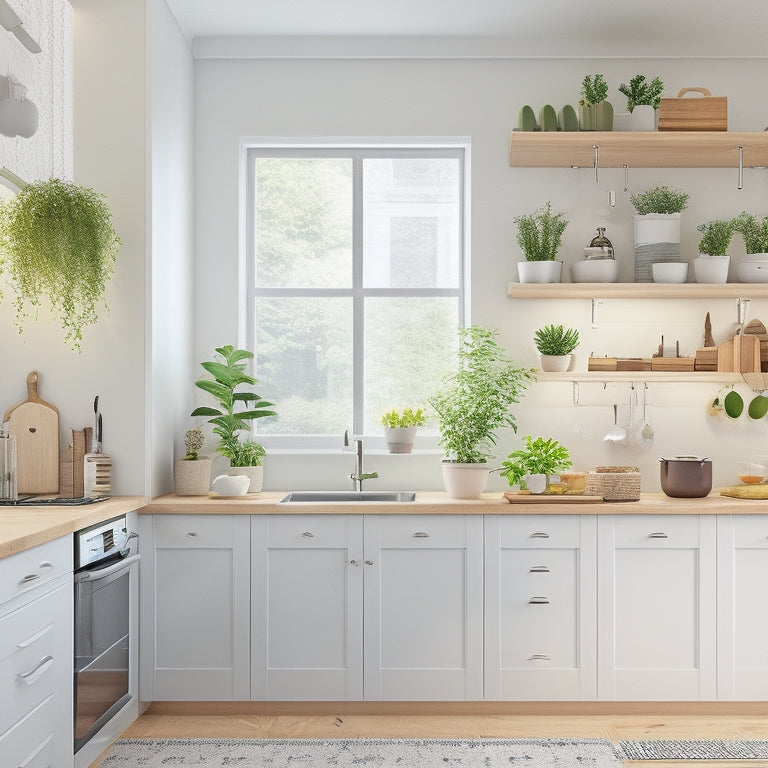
74, 515, 129, 569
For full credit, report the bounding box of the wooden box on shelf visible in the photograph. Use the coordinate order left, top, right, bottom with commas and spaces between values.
651, 357, 695, 372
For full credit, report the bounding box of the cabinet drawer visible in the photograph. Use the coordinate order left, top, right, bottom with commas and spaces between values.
377, 515, 470, 548
0, 694, 58, 768
0, 537, 72, 608
266, 515, 354, 548
0, 582, 70, 735
734, 515, 768, 548
498, 515, 582, 548
612, 515, 700, 548
153, 515, 237, 548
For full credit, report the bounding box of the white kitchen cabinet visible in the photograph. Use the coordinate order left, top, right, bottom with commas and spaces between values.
0, 536, 73, 768
717, 514, 768, 700
597, 514, 717, 700
484, 514, 597, 700
140, 515, 250, 700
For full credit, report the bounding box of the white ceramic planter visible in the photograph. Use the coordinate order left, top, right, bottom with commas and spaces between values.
631, 105, 656, 131
227, 464, 264, 493
383, 426, 417, 454
523, 473, 547, 494
173, 458, 212, 496
570, 259, 619, 283
652, 262, 688, 283
694, 254, 730, 284
517, 261, 562, 283
539, 353, 572, 372
441, 462, 490, 499
633, 213, 682, 282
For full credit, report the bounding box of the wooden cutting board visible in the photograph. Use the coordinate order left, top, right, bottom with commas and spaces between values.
504, 492, 603, 504
2, 372, 59, 493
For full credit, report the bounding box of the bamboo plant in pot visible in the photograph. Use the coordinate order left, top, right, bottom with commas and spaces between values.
500, 435, 573, 495
191, 344, 276, 493
534, 324, 580, 372
173, 428, 212, 496
514, 201, 569, 283
428, 326, 534, 499
380, 408, 426, 454
694, 219, 734, 283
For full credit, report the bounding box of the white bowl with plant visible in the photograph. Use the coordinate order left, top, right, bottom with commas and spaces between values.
513, 202, 569, 284
534, 324, 579, 372
618, 74, 664, 131
380, 408, 425, 454
694, 219, 734, 283
500, 435, 573, 495
732, 212, 768, 282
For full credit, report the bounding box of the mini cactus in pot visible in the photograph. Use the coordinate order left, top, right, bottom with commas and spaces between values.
173, 428, 212, 496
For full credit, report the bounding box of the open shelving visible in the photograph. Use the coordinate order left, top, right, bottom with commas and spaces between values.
507, 283, 768, 299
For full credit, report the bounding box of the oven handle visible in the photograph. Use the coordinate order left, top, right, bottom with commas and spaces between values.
74, 553, 141, 583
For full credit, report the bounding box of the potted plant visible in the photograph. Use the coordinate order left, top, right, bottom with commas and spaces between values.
428, 326, 534, 499
617, 74, 664, 131
513, 201, 569, 283
578, 74, 613, 131
630, 185, 690, 282
0, 178, 120, 351
173, 429, 212, 496
380, 408, 426, 454
500, 435, 573, 494
694, 219, 734, 283
732, 211, 768, 256
191, 344, 276, 493
534, 324, 579, 372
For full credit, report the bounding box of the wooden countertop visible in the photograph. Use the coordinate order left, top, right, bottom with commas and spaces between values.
140, 490, 768, 516
0, 496, 147, 560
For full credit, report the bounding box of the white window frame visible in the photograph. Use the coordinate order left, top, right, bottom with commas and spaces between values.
240, 138, 471, 451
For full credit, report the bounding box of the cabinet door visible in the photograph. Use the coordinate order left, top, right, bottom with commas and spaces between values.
140, 515, 250, 700
484, 514, 597, 700
717, 515, 768, 700
363, 515, 483, 700
597, 514, 716, 700
251, 515, 363, 700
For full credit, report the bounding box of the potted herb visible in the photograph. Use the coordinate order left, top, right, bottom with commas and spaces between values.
578, 74, 613, 131
732, 212, 768, 256
630, 185, 690, 282
534, 324, 579, 372
694, 220, 734, 284
428, 326, 534, 499
191, 344, 276, 493
618, 74, 664, 130
0, 178, 120, 351
380, 408, 426, 454
513, 201, 569, 283
500, 435, 573, 494
173, 428, 212, 496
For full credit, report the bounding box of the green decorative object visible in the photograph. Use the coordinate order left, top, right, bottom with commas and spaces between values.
697, 220, 734, 256
513, 201, 569, 262
618, 74, 665, 112
500, 435, 573, 490
630, 186, 690, 215
578, 74, 613, 130
559, 105, 579, 132
518, 105, 537, 131
732, 211, 768, 254
539, 104, 558, 132
534, 324, 580, 356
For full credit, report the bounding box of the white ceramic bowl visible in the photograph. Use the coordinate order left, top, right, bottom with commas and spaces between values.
570, 259, 619, 283
693, 255, 730, 283
652, 262, 688, 284
734, 260, 768, 283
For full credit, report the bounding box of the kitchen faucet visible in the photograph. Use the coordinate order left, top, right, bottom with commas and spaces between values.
344, 430, 378, 491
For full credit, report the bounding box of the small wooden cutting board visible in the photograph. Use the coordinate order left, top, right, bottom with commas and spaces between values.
3, 372, 59, 493
504, 492, 603, 504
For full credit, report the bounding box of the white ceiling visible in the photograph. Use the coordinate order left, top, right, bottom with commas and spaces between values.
164, 0, 768, 58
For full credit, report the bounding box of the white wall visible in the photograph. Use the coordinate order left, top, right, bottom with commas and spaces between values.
193, 54, 768, 493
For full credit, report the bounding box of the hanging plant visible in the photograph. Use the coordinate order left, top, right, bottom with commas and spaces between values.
0, 178, 120, 351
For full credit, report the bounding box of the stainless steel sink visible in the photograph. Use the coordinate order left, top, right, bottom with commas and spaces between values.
280, 491, 416, 503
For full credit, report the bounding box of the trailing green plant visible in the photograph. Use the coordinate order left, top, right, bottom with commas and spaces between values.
618, 74, 664, 112
513, 201, 569, 262
579, 74, 608, 106
191, 344, 276, 466
183, 428, 205, 460
630, 185, 690, 215
500, 435, 572, 490
732, 211, 768, 254
380, 408, 426, 429
428, 326, 534, 464
534, 324, 580, 356
0, 178, 120, 351
696, 219, 734, 256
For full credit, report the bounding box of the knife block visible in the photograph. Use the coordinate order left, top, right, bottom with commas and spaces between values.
84, 453, 111, 498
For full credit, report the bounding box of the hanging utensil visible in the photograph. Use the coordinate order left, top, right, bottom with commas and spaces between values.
604, 404, 627, 443
635, 384, 654, 450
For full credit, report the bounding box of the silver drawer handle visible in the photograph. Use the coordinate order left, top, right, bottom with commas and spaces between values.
529, 596, 550, 605
19, 573, 40, 584
17, 655, 54, 685
18, 732, 54, 768
301, 531, 314, 538
529, 565, 550, 573
649, 532, 668, 539
529, 532, 550, 539
365, 560, 374, 565
185, 532, 198, 537
528, 654, 551, 661
17, 624, 53, 649
349, 559, 359, 566
413, 531, 429, 538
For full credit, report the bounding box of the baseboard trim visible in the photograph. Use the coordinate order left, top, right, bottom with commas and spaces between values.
144, 700, 768, 717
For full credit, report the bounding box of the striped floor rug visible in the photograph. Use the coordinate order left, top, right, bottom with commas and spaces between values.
620, 740, 768, 760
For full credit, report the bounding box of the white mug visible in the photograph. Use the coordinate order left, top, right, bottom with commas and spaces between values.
211, 473, 250, 496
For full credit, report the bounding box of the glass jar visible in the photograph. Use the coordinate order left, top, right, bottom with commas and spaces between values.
584, 227, 615, 260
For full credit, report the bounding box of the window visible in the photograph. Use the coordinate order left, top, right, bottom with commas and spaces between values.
244, 143, 467, 447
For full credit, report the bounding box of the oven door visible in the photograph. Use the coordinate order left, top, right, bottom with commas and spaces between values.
74, 552, 140, 753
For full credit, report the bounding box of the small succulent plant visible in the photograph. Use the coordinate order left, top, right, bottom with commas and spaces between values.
183, 428, 205, 460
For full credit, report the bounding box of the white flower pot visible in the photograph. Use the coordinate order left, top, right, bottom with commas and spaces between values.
524, 473, 547, 494
517, 261, 562, 284
441, 462, 490, 499
383, 426, 417, 454
570, 258, 619, 283
694, 254, 730, 284
227, 464, 263, 493
173, 458, 212, 496
633, 213, 682, 282
211, 473, 250, 496
630, 105, 656, 132
539, 353, 572, 372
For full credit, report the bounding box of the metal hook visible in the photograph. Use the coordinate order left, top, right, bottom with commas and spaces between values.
622, 164, 629, 193
572, 381, 580, 406
738, 146, 744, 190
593, 145, 599, 184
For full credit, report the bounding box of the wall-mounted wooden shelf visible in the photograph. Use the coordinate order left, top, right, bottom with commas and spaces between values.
507, 282, 768, 299
508, 131, 768, 168
535, 371, 745, 384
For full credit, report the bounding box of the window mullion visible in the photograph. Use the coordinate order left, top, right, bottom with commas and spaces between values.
352, 152, 365, 436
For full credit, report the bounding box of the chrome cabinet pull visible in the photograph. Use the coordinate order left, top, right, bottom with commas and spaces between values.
528, 653, 551, 661
528, 596, 550, 605
365, 560, 374, 566
349, 559, 360, 566
185, 532, 198, 537
529, 565, 550, 573
17, 624, 53, 649
529, 532, 550, 539
19, 573, 40, 584
649, 532, 668, 539
18, 733, 54, 768
413, 531, 429, 538
17, 655, 54, 685
301, 531, 314, 538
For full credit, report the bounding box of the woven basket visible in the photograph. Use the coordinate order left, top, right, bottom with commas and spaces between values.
586, 466, 641, 502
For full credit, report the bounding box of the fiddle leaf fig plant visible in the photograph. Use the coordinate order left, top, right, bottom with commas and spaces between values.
0, 178, 120, 351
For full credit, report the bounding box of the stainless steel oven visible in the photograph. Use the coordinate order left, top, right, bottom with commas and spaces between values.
73, 515, 139, 753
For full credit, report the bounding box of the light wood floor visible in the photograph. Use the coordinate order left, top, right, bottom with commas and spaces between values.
115, 711, 768, 768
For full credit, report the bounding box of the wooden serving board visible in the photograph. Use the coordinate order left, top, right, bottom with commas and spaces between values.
658, 88, 727, 131
2, 372, 59, 493
504, 492, 603, 504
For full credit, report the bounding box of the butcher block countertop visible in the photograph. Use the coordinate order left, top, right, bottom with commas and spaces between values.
0, 496, 146, 560
140, 490, 768, 516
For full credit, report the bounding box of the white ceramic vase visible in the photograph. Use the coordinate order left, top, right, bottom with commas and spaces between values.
633, 213, 682, 282
517, 261, 562, 284
441, 462, 490, 499
227, 464, 264, 493
694, 254, 730, 284
524, 473, 547, 494
383, 426, 417, 454
630, 105, 656, 132
539, 353, 572, 372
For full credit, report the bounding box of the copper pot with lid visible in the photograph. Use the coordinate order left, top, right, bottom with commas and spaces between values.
659, 455, 712, 498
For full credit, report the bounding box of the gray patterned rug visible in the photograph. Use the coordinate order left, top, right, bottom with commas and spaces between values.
100, 737, 624, 766
620, 739, 768, 760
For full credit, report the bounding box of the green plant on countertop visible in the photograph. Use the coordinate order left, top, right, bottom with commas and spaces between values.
500, 435, 572, 490
534, 324, 580, 356
697, 219, 735, 256
630, 185, 690, 215
514, 202, 569, 262
0, 178, 120, 352
183, 428, 205, 460
428, 326, 535, 464
191, 344, 276, 466
579, 73, 608, 106
732, 211, 768, 254
618, 74, 665, 112
380, 408, 426, 429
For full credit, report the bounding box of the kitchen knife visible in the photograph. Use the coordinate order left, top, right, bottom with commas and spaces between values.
0, 0, 41, 53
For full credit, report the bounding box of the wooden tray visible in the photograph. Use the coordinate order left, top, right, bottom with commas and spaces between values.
503, 492, 603, 504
